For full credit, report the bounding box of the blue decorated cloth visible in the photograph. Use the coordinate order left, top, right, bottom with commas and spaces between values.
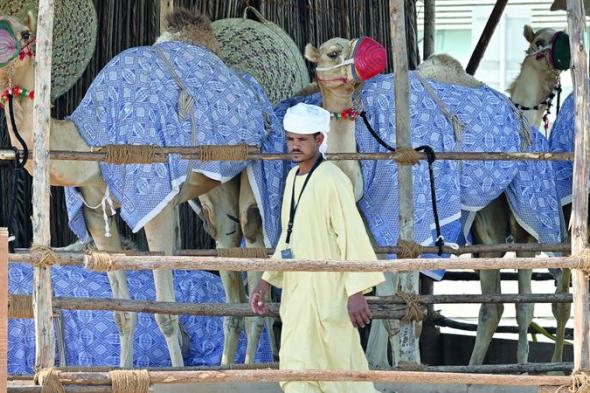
275, 73, 561, 278
64, 41, 287, 247
549, 92, 590, 206
8, 264, 272, 374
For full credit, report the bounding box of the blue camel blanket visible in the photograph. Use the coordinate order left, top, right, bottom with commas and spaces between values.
549, 92, 590, 206
8, 264, 272, 374
65, 41, 287, 247
275, 73, 561, 276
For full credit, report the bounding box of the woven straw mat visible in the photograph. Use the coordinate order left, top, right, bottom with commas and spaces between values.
212, 7, 309, 105
0, 0, 97, 99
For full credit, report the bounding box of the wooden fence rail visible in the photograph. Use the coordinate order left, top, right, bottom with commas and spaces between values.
9, 253, 590, 272
0, 148, 576, 162
47, 369, 573, 386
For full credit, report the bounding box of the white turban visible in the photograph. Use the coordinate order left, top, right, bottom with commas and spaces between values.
283, 103, 331, 154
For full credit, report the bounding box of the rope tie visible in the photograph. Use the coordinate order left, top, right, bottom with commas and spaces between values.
195, 145, 250, 161
218, 247, 268, 258
396, 239, 423, 259
8, 294, 33, 319
574, 249, 590, 277
84, 252, 114, 272
110, 369, 150, 393
76, 186, 116, 238
399, 292, 426, 322
394, 146, 420, 165
556, 370, 590, 393
101, 144, 165, 164
31, 245, 58, 268
37, 368, 65, 393
415, 71, 465, 144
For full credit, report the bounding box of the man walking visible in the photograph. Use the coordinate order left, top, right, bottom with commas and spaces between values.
250, 103, 384, 393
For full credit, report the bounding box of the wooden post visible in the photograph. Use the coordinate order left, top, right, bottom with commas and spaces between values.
466, 0, 508, 75
566, 0, 590, 371
32, 0, 56, 370
390, 0, 419, 364
423, 0, 435, 60
0, 228, 8, 393
160, 0, 174, 33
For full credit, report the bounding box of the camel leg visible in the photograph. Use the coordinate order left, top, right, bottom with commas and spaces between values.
197, 176, 244, 365
81, 186, 136, 368
469, 269, 503, 365
218, 270, 246, 365
144, 203, 184, 367
515, 268, 533, 364
469, 197, 508, 365
552, 268, 571, 363
240, 171, 278, 363
511, 217, 536, 364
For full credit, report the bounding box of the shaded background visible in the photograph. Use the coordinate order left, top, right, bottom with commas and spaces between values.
0, 0, 419, 249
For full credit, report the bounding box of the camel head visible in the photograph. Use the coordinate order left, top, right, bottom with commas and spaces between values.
156, 8, 222, 57
522, 25, 570, 75
305, 36, 386, 91
0, 14, 36, 92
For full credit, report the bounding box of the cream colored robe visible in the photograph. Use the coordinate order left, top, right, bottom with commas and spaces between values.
262, 161, 385, 393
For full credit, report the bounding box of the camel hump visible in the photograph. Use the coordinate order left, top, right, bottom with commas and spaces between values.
418, 54, 483, 88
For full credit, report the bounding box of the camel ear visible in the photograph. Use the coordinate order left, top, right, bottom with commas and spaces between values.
524, 25, 535, 43
305, 44, 321, 63
26, 11, 37, 35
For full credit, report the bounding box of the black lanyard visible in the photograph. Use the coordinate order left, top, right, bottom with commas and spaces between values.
285, 156, 324, 245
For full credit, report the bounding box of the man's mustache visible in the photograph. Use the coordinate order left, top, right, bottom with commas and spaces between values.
290, 150, 302, 154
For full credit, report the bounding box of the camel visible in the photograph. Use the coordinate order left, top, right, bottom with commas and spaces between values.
303, 28, 566, 367
0, 9, 280, 368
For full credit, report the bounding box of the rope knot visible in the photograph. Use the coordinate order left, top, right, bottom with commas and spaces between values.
110, 369, 150, 393
36, 368, 64, 393
31, 245, 58, 268
84, 251, 115, 272
101, 144, 166, 164
218, 247, 268, 258
574, 249, 590, 277
396, 239, 423, 259
195, 144, 251, 161
398, 292, 426, 322
557, 369, 590, 393
394, 146, 420, 165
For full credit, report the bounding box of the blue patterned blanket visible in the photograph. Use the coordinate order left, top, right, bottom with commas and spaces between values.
275, 73, 562, 274
65, 41, 287, 247
8, 264, 272, 374
549, 91, 590, 206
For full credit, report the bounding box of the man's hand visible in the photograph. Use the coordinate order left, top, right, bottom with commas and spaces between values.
347, 291, 372, 328
250, 280, 271, 315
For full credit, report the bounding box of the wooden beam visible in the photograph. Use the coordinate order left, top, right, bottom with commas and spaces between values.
0, 149, 577, 162
466, 0, 508, 75
54, 369, 572, 386
0, 229, 8, 393
9, 253, 590, 272
32, 0, 55, 370
423, 0, 435, 60
566, 0, 590, 371
390, 0, 419, 365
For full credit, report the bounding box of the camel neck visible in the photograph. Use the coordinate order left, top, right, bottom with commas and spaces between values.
319, 84, 355, 112
509, 60, 559, 128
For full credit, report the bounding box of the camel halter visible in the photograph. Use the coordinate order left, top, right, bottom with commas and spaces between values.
356, 102, 445, 256
511, 80, 562, 136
